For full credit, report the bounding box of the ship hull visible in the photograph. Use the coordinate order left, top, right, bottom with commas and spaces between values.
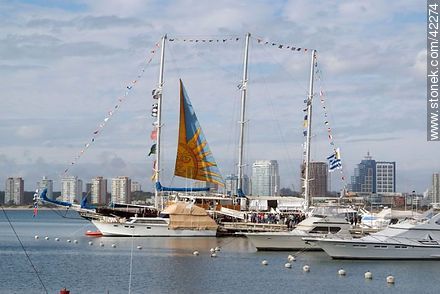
92, 219, 217, 237
245, 232, 321, 251
316, 239, 440, 260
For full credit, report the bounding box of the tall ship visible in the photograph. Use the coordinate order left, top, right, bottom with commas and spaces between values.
91, 35, 225, 236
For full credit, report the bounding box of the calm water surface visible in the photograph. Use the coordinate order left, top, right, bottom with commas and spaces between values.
1, 210, 439, 294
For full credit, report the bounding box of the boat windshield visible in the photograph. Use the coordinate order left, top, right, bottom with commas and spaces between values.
309, 226, 342, 234
310, 206, 356, 218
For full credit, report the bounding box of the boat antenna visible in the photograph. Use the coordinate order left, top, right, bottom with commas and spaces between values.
154, 34, 167, 210
237, 32, 250, 196
303, 50, 317, 211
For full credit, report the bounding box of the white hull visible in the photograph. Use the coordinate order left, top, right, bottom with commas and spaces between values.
245, 232, 320, 251
316, 239, 440, 260
245, 215, 352, 251
313, 212, 440, 260
92, 219, 217, 237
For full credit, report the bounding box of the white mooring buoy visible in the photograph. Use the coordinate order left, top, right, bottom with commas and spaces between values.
210, 253, 217, 258
193, 251, 199, 256
55, 238, 60, 242
67, 239, 71, 243
88, 241, 93, 246
137, 245, 142, 250
210, 248, 215, 253
261, 260, 268, 266
44, 236, 49, 240
338, 269, 346, 276
34, 235, 39, 240
284, 263, 292, 269
111, 244, 116, 248
303, 265, 310, 272
99, 242, 104, 247
73, 240, 78, 244
364, 271, 373, 279
386, 275, 395, 284
214, 246, 221, 252
287, 255, 296, 262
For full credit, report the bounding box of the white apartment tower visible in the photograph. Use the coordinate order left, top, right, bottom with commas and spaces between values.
91, 177, 107, 205
61, 176, 83, 203
37, 176, 53, 200
111, 176, 131, 204
375, 162, 396, 193
251, 160, 280, 196
5, 177, 24, 205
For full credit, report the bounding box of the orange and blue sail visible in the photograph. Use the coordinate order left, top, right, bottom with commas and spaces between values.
174, 79, 224, 186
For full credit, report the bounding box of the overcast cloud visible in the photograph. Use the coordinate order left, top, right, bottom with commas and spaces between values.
0, 0, 436, 193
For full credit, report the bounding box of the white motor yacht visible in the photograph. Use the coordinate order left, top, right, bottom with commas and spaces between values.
307, 211, 440, 259
244, 206, 356, 251
245, 216, 352, 251
92, 202, 218, 237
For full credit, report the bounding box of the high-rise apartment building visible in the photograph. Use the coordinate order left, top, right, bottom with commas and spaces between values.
91, 177, 107, 205
131, 181, 142, 192
5, 177, 24, 205
251, 160, 280, 196
301, 162, 328, 198
350, 153, 396, 193
111, 176, 131, 204
432, 173, 440, 205
61, 176, 83, 203
375, 162, 396, 193
350, 153, 376, 193
37, 176, 53, 200
225, 174, 249, 196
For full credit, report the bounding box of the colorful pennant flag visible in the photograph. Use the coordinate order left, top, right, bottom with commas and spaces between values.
150, 128, 157, 140
148, 143, 157, 156
327, 148, 342, 172
62, 39, 161, 176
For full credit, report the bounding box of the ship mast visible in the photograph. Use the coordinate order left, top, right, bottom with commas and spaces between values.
237, 32, 250, 196
303, 50, 316, 211
154, 34, 166, 209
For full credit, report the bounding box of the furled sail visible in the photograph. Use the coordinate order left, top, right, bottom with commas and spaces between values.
174, 80, 224, 186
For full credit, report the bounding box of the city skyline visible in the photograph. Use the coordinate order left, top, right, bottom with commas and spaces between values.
0, 152, 438, 195
1, 1, 437, 194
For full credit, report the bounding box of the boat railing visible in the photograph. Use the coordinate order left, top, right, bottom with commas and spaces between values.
99, 215, 126, 223
221, 222, 288, 232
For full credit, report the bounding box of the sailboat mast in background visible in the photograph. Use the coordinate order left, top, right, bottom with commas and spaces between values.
303, 50, 316, 211
154, 34, 167, 210
237, 32, 250, 196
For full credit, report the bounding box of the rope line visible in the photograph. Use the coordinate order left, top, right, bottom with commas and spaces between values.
1, 206, 48, 294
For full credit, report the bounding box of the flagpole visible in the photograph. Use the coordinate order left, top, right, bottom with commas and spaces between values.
304, 50, 316, 211
237, 32, 250, 196
154, 34, 166, 210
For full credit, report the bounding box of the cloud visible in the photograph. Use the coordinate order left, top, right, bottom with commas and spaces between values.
413, 50, 426, 76
0, 0, 435, 194
26, 15, 144, 30
109, 156, 127, 169
16, 125, 44, 139
0, 34, 122, 61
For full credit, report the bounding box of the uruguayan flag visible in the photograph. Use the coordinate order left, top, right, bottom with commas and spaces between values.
327, 148, 342, 172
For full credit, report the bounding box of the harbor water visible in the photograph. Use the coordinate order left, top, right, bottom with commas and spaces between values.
1, 209, 439, 294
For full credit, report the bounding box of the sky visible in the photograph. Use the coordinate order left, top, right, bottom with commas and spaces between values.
0, 0, 436, 193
